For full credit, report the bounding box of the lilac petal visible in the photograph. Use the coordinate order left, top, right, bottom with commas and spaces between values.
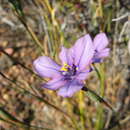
42, 77, 66, 90
59, 46, 74, 65
76, 68, 92, 80
57, 80, 83, 97
59, 47, 68, 64
94, 33, 109, 51
73, 34, 94, 70
92, 48, 110, 63
95, 48, 110, 58
33, 56, 61, 78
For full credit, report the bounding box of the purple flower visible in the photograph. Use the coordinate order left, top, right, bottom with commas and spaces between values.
33, 33, 109, 97
33, 34, 94, 97
92, 33, 110, 63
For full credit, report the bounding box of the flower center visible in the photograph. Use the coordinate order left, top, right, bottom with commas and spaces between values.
60, 63, 78, 78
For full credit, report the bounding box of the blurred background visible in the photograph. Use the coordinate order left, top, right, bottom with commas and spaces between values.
0, 0, 130, 130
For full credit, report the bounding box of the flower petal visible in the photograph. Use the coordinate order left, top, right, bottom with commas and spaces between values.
33, 56, 61, 78
76, 68, 92, 80
42, 77, 66, 90
59, 47, 68, 64
94, 33, 109, 51
57, 80, 83, 97
93, 48, 110, 63
95, 48, 110, 58
59, 46, 74, 65
73, 34, 94, 70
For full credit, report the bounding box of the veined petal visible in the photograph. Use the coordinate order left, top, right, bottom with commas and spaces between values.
59, 47, 68, 64
57, 80, 83, 97
94, 33, 109, 51
59, 46, 74, 65
92, 48, 110, 63
73, 34, 94, 70
95, 48, 110, 58
33, 56, 61, 78
42, 77, 66, 90
76, 68, 92, 80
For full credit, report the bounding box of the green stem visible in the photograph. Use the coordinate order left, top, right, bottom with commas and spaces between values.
82, 87, 114, 111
